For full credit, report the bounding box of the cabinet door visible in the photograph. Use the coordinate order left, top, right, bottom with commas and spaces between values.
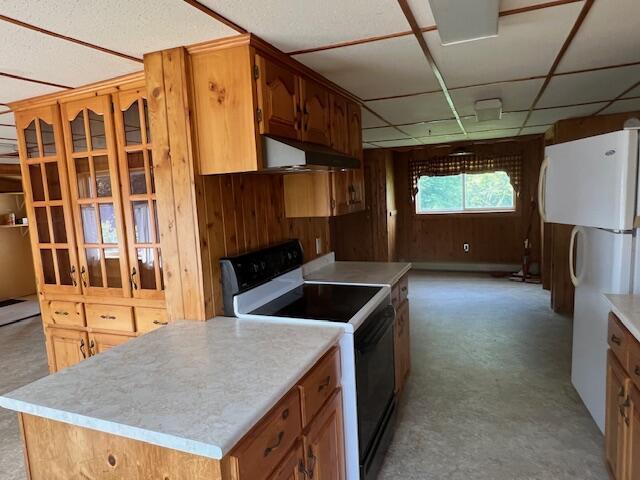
15, 105, 81, 295
113, 87, 164, 300
606, 350, 630, 480
267, 442, 306, 480
303, 389, 345, 480
348, 167, 365, 212
47, 327, 89, 372
61, 95, 130, 298
629, 384, 640, 480
300, 78, 331, 146
89, 331, 133, 356
331, 172, 351, 216
256, 55, 301, 141
330, 94, 349, 154
347, 102, 362, 160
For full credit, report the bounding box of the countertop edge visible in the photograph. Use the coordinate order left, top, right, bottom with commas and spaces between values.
606, 295, 640, 343
304, 260, 412, 287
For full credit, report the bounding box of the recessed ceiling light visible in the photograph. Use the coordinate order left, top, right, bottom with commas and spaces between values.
428, 0, 499, 46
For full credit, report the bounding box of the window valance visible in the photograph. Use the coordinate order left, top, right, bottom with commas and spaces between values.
409, 153, 523, 201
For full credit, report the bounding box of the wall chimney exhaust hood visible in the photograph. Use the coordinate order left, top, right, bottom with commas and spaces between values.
428, 0, 499, 46
262, 135, 360, 172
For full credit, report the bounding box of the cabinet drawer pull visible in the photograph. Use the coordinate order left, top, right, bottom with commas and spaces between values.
401, 286, 408, 293
610, 334, 622, 345
317, 376, 331, 392
100, 314, 116, 320
89, 340, 96, 356
54, 310, 69, 316
153, 320, 169, 326
263, 431, 284, 457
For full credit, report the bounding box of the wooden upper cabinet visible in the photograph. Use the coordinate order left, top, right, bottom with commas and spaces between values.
113, 86, 165, 301
60, 95, 130, 298
15, 105, 82, 295
330, 94, 349, 154
256, 54, 301, 141
300, 78, 331, 147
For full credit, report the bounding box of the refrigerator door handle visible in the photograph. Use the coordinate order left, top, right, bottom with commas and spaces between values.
538, 157, 550, 222
569, 226, 585, 287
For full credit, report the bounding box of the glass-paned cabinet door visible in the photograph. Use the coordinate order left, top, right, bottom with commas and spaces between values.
60, 95, 130, 298
113, 87, 164, 300
15, 105, 81, 295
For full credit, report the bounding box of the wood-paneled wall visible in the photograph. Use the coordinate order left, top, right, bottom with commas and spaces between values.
394, 137, 545, 269
202, 174, 331, 316
544, 110, 640, 314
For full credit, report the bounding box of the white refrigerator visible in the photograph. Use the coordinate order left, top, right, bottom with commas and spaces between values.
540, 127, 640, 432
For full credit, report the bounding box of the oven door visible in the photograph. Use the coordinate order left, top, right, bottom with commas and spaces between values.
355, 302, 396, 462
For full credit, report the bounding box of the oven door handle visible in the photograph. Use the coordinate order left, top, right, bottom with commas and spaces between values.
356, 305, 395, 353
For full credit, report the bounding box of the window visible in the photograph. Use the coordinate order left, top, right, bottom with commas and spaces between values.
416, 171, 515, 214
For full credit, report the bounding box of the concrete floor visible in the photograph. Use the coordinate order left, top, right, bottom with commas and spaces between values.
0, 273, 609, 479
379, 272, 608, 480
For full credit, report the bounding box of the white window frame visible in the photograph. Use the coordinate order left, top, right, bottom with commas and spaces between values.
415, 172, 516, 215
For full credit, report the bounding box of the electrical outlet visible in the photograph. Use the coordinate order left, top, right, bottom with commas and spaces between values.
315, 237, 323, 255
463, 243, 470, 253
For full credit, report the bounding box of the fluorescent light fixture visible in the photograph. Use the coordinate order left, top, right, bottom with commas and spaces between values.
474, 98, 502, 122
428, 0, 499, 45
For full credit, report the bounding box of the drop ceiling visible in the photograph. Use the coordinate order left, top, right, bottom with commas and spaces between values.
0, 0, 639, 155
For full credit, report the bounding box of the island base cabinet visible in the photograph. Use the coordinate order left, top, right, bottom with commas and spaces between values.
266, 442, 306, 480
606, 351, 629, 480
629, 386, 640, 480
19, 413, 223, 480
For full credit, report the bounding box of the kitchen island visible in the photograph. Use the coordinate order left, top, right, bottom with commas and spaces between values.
0, 318, 344, 479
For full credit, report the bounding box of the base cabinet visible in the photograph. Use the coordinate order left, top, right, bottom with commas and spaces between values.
392, 273, 411, 395
267, 442, 306, 480
47, 327, 89, 372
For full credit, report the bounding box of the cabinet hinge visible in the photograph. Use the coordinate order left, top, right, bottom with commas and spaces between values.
256, 108, 263, 122
253, 64, 260, 80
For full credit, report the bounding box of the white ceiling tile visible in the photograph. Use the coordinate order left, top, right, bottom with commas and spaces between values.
539, 64, 640, 108
462, 111, 528, 132
450, 78, 544, 116
362, 109, 388, 128
0, 111, 16, 127
526, 103, 607, 125
557, 0, 640, 73
365, 91, 452, 125
0, 23, 140, 94
416, 133, 468, 145
0, 125, 17, 140
363, 127, 408, 142
294, 35, 439, 99
407, 0, 436, 28
198, 0, 412, 52
623, 84, 640, 99
601, 98, 640, 115
424, 2, 583, 88
400, 119, 462, 138
468, 129, 520, 140
520, 124, 552, 135
1, 0, 236, 59
373, 138, 420, 147
0, 76, 63, 104
500, 0, 559, 10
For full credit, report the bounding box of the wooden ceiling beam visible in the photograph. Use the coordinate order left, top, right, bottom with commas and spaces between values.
182, 0, 246, 33
396, 0, 467, 136
0, 14, 142, 64
517, 0, 595, 135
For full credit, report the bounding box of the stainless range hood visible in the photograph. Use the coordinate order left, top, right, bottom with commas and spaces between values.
262, 135, 360, 171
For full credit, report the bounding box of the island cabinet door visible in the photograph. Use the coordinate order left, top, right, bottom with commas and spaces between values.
302, 389, 345, 480
47, 327, 89, 372
628, 384, 640, 480
15, 105, 82, 296
606, 350, 630, 480
255, 54, 301, 141
60, 94, 131, 299
267, 442, 306, 480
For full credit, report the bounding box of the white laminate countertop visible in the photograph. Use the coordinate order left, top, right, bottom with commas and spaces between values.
606, 294, 640, 342
304, 260, 412, 286
0, 318, 341, 460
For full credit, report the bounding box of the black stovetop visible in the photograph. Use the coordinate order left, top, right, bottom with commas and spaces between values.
249, 283, 382, 322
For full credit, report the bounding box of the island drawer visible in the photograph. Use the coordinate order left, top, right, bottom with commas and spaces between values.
85, 304, 135, 332
299, 347, 340, 427
629, 338, 640, 391
608, 313, 630, 367
49, 301, 85, 327
231, 389, 302, 480
135, 307, 169, 333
